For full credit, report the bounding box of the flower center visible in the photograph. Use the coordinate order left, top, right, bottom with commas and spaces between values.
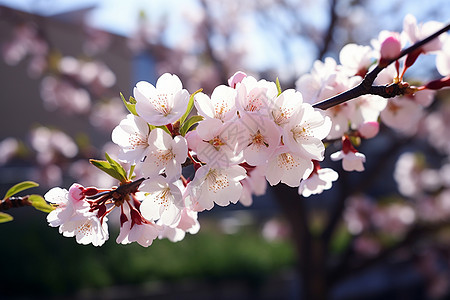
155, 188, 171, 208
249, 130, 269, 148
209, 136, 226, 150
151, 93, 172, 116
291, 124, 311, 142
206, 169, 230, 192
129, 133, 148, 149
278, 153, 300, 170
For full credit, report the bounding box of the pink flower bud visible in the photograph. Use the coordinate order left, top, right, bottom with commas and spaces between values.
68, 183, 86, 202
358, 122, 380, 139
424, 76, 450, 90
380, 35, 402, 60
228, 71, 247, 88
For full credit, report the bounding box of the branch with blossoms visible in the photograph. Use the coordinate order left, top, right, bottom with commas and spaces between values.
313, 22, 450, 111
29, 16, 449, 251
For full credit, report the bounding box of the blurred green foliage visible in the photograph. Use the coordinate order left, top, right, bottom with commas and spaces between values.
1, 210, 294, 297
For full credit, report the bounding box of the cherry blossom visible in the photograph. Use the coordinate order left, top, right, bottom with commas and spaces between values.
237, 113, 281, 166
379, 32, 402, 62
268, 89, 303, 128
228, 71, 247, 88
45, 184, 90, 227
330, 137, 366, 172
44, 184, 109, 246
358, 121, 379, 139
402, 14, 446, 53
157, 206, 200, 242
112, 114, 150, 164
189, 165, 246, 211
139, 177, 184, 226
436, 37, 450, 76
298, 164, 339, 197
239, 165, 267, 207
282, 103, 331, 161
195, 118, 243, 168
61, 213, 109, 247
235, 75, 278, 116
265, 146, 313, 187
116, 202, 161, 247
380, 97, 423, 134
139, 128, 188, 178
134, 73, 190, 126
339, 43, 374, 76
194, 85, 237, 122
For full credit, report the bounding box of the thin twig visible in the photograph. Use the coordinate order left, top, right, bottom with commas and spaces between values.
313, 22, 450, 111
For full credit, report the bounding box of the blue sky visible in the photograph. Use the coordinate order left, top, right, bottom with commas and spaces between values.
0, 0, 182, 36
1, 0, 448, 78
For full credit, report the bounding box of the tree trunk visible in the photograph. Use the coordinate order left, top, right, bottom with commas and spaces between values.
272, 185, 330, 300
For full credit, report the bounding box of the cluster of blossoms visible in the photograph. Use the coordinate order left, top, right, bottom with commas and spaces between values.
297, 14, 449, 169
43, 14, 450, 247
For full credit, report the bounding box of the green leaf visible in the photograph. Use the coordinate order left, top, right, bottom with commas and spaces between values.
105, 153, 128, 182
276, 77, 282, 96
180, 115, 204, 136
128, 164, 136, 180
0, 212, 13, 223
156, 125, 171, 135
29, 195, 54, 213
179, 88, 202, 125
90, 158, 126, 182
120, 93, 138, 116
4, 181, 39, 199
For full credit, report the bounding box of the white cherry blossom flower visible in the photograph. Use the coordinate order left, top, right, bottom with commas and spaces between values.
236, 76, 278, 116
111, 114, 150, 163
116, 203, 161, 247
189, 165, 246, 211
268, 89, 303, 128
436, 37, 450, 76
296, 58, 357, 139
45, 183, 91, 227
402, 14, 446, 53
349, 94, 387, 130
339, 43, 375, 76
331, 150, 366, 172
239, 165, 267, 207
139, 128, 187, 178
157, 207, 200, 242
45, 183, 109, 246
139, 177, 184, 226
380, 97, 423, 134
298, 167, 339, 197
134, 73, 189, 126
237, 113, 281, 166
60, 214, 109, 247
194, 85, 237, 122
283, 104, 331, 161
331, 138, 366, 172
195, 118, 243, 168
265, 146, 314, 187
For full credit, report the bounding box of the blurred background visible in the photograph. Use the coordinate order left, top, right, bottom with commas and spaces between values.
0, 0, 449, 299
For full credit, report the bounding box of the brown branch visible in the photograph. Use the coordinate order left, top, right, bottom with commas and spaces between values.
313, 22, 450, 111
318, 0, 338, 60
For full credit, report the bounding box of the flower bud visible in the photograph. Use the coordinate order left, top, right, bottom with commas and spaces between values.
69, 183, 86, 202
358, 122, 380, 139
380, 34, 401, 61
228, 71, 247, 88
